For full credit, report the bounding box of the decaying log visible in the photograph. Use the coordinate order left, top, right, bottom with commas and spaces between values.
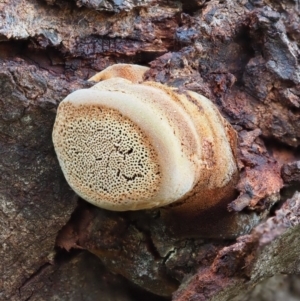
1, 0, 300, 300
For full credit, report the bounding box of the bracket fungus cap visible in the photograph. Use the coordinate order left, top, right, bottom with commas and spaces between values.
88, 63, 149, 84
53, 64, 238, 214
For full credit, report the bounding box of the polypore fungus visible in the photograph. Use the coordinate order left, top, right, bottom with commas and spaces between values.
53, 64, 239, 234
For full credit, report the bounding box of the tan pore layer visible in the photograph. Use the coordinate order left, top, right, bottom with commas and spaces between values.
53, 81, 200, 210
53, 103, 162, 210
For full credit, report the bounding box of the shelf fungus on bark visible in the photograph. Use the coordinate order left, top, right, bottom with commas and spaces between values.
53, 64, 246, 238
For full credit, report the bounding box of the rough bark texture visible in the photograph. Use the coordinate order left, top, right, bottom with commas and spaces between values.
1, 0, 300, 300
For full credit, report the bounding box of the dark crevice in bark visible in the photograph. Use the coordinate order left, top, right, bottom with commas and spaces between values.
130, 220, 163, 260
18, 262, 52, 294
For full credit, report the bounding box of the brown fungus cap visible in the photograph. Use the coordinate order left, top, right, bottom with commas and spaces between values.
52, 65, 238, 212
88, 63, 149, 84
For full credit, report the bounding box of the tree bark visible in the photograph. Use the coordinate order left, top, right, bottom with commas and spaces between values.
1, 0, 300, 300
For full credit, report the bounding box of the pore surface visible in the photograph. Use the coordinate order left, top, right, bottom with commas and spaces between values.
53, 102, 161, 210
